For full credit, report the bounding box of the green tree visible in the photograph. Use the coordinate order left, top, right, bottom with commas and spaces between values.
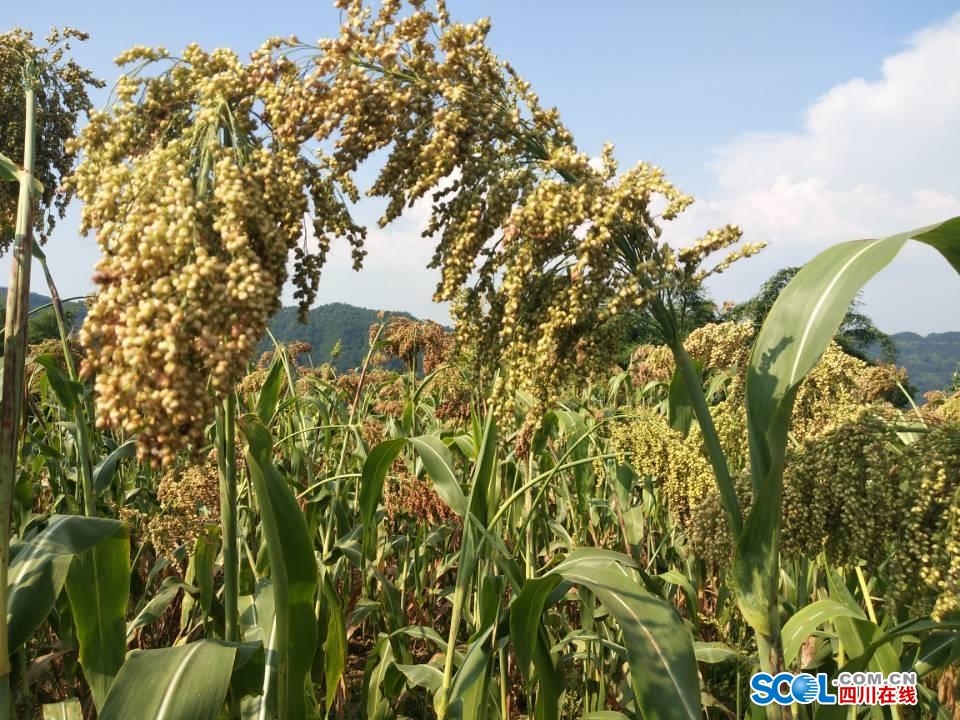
1, 29, 102, 249
726, 266, 897, 362
614, 284, 719, 364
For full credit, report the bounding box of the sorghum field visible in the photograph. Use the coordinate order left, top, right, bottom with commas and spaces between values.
1, 3, 959, 719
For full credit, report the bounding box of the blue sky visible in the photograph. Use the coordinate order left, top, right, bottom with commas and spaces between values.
7, 1, 960, 333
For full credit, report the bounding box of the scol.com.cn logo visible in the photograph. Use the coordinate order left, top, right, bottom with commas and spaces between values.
750, 671, 918, 707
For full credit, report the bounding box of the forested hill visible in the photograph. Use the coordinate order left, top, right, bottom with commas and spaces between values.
6, 287, 959, 391
262, 302, 417, 370
882, 331, 960, 395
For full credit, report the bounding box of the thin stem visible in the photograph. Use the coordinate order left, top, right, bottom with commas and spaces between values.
650, 298, 742, 537
216, 393, 239, 644
0, 73, 37, 715
34, 249, 96, 516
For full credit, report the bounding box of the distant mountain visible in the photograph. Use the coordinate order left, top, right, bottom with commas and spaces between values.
7, 288, 958, 394
0, 289, 86, 345
0, 289, 64, 311
262, 302, 417, 371
881, 331, 960, 396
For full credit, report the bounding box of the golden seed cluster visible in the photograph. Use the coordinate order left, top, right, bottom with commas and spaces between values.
144, 460, 220, 557
887, 424, 960, 619
380, 317, 453, 374
302, 0, 761, 419
385, 471, 459, 527
608, 407, 713, 528
69, 44, 340, 465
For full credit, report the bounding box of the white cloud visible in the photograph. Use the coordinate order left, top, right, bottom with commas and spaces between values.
665, 12, 960, 334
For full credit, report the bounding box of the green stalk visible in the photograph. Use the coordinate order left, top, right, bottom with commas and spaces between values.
216, 393, 239, 644
651, 298, 742, 537
0, 68, 37, 718
756, 632, 788, 720
436, 577, 466, 719
323, 321, 385, 557
33, 248, 96, 515
436, 509, 475, 719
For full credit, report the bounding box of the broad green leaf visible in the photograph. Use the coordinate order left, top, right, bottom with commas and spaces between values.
242, 415, 319, 720
583, 713, 631, 720
781, 600, 865, 666
553, 555, 700, 720
239, 580, 278, 720
469, 413, 498, 528
478, 575, 505, 632
321, 573, 347, 713
553, 409, 592, 519
194, 526, 219, 628
365, 635, 397, 720
510, 575, 562, 684
914, 631, 960, 676
127, 577, 194, 641
92, 439, 136, 494
667, 361, 701, 437
8, 515, 124, 650
396, 662, 443, 692
0, 153, 41, 194
41, 699, 82, 720
0, 152, 17, 182
692, 642, 738, 664
740, 216, 960, 635
409, 435, 467, 516
359, 439, 406, 561
99, 641, 238, 719
33, 355, 82, 411
64, 528, 130, 711
824, 568, 901, 699
446, 625, 495, 720
256, 359, 285, 423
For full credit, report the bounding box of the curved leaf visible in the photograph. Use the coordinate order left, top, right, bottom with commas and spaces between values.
409, 435, 467, 517
510, 576, 562, 684
553, 553, 700, 720
64, 528, 130, 711
740, 216, 960, 633
127, 577, 194, 641
8, 516, 124, 651
0, 152, 17, 183
359, 439, 405, 561
241, 415, 319, 720
239, 580, 278, 720
99, 641, 238, 720
781, 600, 864, 666
92, 440, 136, 494
255, 359, 285, 423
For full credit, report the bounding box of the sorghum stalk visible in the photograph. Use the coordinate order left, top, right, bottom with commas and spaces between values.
0, 63, 37, 719
216, 392, 240, 644
33, 247, 96, 516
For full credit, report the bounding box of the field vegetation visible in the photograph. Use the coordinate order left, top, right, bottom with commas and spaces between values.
1, 4, 959, 719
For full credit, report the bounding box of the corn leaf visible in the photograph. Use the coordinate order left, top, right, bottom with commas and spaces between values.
409, 435, 467, 517
64, 528, 130, 711
126, 577, 194, 642
242, 415, 319, 720
552, 553, 700, 720
99, 641, 239, 719
359, 439, 406, 561
8, 515, 124, 651
41, 699, 82, 720
0, 152, 17, 182
781, 599, 864, 666
256, 359, 285, 424
739, 216, 960, 633
92, 439, 136, 494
